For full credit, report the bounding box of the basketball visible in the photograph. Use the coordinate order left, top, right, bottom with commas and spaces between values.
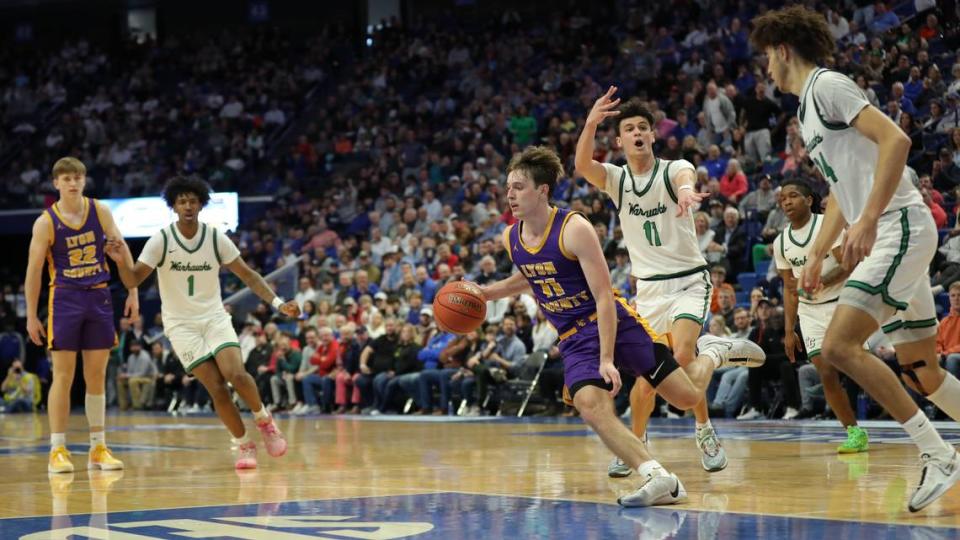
433, 280, 487, 335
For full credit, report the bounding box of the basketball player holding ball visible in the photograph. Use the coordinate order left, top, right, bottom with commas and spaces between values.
476, 146, 763, 507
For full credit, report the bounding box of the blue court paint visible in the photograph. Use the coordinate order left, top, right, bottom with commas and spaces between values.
0, 493, 946, 539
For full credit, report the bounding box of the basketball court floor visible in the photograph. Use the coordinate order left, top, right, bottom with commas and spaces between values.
1, 412, 958, 538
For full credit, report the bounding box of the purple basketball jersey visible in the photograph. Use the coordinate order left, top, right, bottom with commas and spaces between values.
508, 207, 602, 334
508, 207, 657, 392
46, 197, 110, 288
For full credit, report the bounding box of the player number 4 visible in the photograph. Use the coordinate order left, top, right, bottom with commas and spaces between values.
814, 154, 838, 184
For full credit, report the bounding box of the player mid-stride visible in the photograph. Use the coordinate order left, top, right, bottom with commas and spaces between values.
107, 175, 299, 469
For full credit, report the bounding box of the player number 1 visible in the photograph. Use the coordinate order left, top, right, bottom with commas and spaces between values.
187, 275, 195, 296
643, 221, 662, 247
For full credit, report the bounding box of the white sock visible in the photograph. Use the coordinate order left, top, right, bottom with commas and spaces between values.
252, 406, 270, 422
902, 410, 954, 459
50, 432, 66, 449
232, 432, 250, 446
90, 431, 105, 448
927, 372, 960, 422
85, 393, 105, 430
700, 351, 722, 369
637, 459, 665, 478
696, 421, 712, 431
931, 284, 945, 295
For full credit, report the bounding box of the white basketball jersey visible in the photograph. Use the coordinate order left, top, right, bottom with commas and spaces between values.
773, 213, 844, 304
139, 223, 240, 323
602, 158, 707, 280
798, 68, 922, 224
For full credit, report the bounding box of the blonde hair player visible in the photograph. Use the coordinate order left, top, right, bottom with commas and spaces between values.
106, 175, 299, 469
753, 5, 960, 512
24, 157, 139, 474
576, 91, 765, 477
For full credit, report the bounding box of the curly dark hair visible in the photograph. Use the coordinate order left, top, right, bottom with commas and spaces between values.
162, 175, 212, 208
616, 98, 655, 135
749, 5, 835, 65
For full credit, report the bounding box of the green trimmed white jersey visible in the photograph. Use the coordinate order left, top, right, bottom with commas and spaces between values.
138, 222, 240, 323
773, 213, 844, 304
798, 68, 922, 223
601, 158, 706, 280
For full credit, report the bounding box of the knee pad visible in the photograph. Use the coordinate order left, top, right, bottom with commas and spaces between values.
900, 359, 931, 396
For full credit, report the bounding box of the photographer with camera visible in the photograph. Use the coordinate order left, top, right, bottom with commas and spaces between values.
2, 360, 38, 413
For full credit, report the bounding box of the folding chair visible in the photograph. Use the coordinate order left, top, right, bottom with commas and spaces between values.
496, 351, 549, 417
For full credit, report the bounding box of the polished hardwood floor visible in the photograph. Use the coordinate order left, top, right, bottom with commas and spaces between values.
1, 412, 959, 538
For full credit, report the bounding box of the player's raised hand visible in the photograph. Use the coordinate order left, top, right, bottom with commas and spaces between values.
598, 361, 622, 397
586, 86, 621, 127
676, 188, 707, 217
26, 316, 46, 347
278, 300, 301, 319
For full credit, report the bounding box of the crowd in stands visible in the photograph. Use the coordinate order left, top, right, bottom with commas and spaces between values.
2, 2, 960, 421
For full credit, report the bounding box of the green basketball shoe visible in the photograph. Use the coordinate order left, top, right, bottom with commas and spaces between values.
837, 425, 869, 454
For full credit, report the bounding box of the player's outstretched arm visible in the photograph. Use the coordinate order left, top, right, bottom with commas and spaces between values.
479, 271, 532, 301
96, 201, 139, 321
575, 86, 620, 189
24, 214, 51, 346
104, 239, 154, 290
563, 213, 621, 396
671, 167, 707, 217
223, 256, 300, 318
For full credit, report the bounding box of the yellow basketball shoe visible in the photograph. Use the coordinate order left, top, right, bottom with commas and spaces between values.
88, 444, 124, 470
48, 446, 75, 474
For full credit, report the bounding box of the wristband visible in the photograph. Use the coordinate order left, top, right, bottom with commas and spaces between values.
271, 297, 285, 309
678, 185, 694, 192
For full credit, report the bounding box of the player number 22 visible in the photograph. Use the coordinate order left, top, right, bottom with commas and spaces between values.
67, 245, 97, 267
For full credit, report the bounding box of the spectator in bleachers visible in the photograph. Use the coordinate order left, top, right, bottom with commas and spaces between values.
714, 206, 749, 277
287, 327, 317, 414
739, 303, 799, 420
268, 334, 301, 409
739, 174, 778, 220
297, 327, 338, 415
719, 159, 749, 204
247, 329, 274, 400
934, 147, 960, 192
380, 324, 423, 414
357, 318, 399, 413
938, 283, 960, 379
415, 330, 457, 415
740, 82, 782, 165
1, 360, 37, 413
334, 323, 366, 414
294, 277, 316, 310
703, 81, 737, 148
155, 343, 183, 411
117, 340, 157, 411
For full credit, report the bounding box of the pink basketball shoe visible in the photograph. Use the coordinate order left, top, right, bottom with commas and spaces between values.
256, 414, 288, 458
235, 441, 258, 470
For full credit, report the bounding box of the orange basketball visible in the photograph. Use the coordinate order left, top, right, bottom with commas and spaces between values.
433, 280, 487, 335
